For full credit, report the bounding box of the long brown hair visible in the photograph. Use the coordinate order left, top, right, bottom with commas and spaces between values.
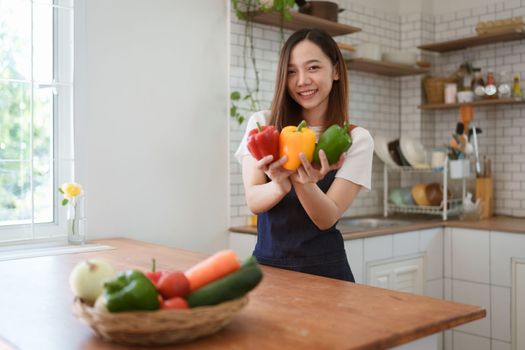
269, 28, 349, 131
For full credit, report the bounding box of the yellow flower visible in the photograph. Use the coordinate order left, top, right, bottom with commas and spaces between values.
60, 182, 84, 200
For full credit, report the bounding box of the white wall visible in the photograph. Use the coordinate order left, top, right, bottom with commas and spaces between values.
75, 0, 229, 252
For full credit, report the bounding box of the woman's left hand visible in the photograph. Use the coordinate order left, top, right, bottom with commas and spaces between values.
291, 150, 345, 185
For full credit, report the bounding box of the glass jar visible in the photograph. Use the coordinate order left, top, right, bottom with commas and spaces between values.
471, 68, 485, 100
484, 71, 497, 99
67, 196, 86, 245
498, 71, 511, 98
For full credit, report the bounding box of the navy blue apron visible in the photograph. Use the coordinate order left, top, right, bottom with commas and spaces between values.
253, 170, 355, 282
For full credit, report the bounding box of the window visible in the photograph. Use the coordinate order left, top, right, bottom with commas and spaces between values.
0, 0, 74, 242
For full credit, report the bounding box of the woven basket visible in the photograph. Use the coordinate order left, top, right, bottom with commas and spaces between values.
422, 76, 455, 104
73, 296, 248, 346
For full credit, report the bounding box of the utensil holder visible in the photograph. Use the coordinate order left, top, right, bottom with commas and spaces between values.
475, 177, 493, 219
449, 159, 470, 179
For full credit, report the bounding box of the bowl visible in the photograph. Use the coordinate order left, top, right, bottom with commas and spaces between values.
73, 296, 248, 346
400, 137, 429, 168
388, 139, 410, 166
356, 43, 382, 61
411, 183, 430, 206
457, 91, 474, 103
382, 50, 418, 66
425, 183, 452, 206
400, 187, 415, 206
374, 135, 399, 168
389, 189, 404, 206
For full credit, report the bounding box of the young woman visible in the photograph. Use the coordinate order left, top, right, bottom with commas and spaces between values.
234, 28, 374, 282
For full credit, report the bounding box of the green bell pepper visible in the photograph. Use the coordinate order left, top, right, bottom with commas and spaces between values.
103, 270, 160, 312
313, 122, 353, 165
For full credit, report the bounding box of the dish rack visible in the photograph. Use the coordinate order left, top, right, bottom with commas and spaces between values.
383, 158, 466, 221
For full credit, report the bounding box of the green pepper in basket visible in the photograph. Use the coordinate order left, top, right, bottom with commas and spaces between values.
313, 122, 353, 165
102, 270, 160, 312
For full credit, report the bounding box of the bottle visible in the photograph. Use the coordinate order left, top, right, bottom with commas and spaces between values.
513, 73, 523, 99
484, 71, 497, 99
498, 71, 511, 99
471, 68, 485, 100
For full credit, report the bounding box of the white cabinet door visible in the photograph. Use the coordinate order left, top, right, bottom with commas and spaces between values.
368, 256, 424, 295
514, 259, 525, 350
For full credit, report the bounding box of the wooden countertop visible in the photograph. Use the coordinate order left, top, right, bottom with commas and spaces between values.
0, 238, 485, 350
230, 215, 525, 240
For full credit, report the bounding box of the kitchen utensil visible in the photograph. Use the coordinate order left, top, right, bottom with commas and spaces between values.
467, 127, 482, 141
73, 296, 248, 346
355, 43, 382, 61
445, 83, 458, 104
425, 183, 452, 207
382, 50, 418, 65
296, 0, 344, 22
431, 149, 447, 171
389, 189, 404, 206
476, 177, 493, 219
400, 136, 429, 168
460, 105, 473, 132
400, 187, 415, 206
387, 140, 404, 166
471, 123, 481, 175
411, 183, 430, 206
374, 135, 400, 168
455, 122, 464, 135
457, 91, 474, 103
449, 159, 470, 179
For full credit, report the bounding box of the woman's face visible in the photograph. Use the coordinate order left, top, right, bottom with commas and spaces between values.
286, 40, 339, 121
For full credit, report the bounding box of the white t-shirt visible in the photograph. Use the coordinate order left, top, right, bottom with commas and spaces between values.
234, 110, 374, 190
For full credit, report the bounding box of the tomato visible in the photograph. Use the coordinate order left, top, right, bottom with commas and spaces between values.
157, 271, 190, 299
161, 297, 189, 310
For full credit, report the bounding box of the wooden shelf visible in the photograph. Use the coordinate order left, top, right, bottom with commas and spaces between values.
418, 29, 525, 52
247, 11, 361, 37
346, 58, 429, 76
419, 98, 525, 110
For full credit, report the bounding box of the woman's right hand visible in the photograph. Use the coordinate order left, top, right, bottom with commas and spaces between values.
255, 155, 294, 194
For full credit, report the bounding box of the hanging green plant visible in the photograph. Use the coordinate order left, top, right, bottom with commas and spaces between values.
230, 0, 295, 125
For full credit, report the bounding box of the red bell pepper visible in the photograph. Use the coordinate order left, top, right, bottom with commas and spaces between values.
247, 122, 279, 161
144, 258, 166, 286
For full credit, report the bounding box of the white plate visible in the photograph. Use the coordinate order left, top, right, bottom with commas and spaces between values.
400, 137, 429, 168
374, 135, 399, 168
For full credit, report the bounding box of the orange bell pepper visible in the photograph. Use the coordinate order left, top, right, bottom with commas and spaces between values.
279, 120, 316, 170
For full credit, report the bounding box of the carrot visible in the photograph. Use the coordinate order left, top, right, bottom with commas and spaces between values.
184, 250, 241, 291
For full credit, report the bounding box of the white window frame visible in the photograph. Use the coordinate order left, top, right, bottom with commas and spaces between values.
0, 0, 75, 245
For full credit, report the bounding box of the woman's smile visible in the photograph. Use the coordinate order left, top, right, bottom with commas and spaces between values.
297, 89, 318, 99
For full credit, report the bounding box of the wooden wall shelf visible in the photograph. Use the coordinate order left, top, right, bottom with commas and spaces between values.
419, 98, 525, 110
418, 29, 525, 53
346, 58, 429, 77
247, 11, 361, 37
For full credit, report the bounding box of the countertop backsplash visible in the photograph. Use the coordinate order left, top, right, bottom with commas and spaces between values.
229, 0, 525, 227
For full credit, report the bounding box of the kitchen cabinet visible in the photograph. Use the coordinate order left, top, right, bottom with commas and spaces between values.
367, 255, 424, 295
514, 259, 525, 350
229, 232, 256, 260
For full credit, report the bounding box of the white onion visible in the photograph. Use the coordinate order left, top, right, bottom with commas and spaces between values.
69, 259, 116, 303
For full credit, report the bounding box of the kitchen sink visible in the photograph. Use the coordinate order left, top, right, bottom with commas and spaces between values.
337, 217, 413, 232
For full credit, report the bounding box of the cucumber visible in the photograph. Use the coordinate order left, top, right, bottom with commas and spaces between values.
186, 256, 263, 308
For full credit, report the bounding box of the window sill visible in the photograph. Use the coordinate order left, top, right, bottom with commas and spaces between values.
0, 239, 115, 261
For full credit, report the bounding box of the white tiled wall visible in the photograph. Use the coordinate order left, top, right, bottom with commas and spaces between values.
230, 0, 525, 226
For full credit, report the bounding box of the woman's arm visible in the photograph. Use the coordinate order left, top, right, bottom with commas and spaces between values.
242, 155, 294, 214
292, 178, 361, 230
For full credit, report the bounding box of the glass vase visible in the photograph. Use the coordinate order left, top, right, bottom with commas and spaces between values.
67, 196, 86, 245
